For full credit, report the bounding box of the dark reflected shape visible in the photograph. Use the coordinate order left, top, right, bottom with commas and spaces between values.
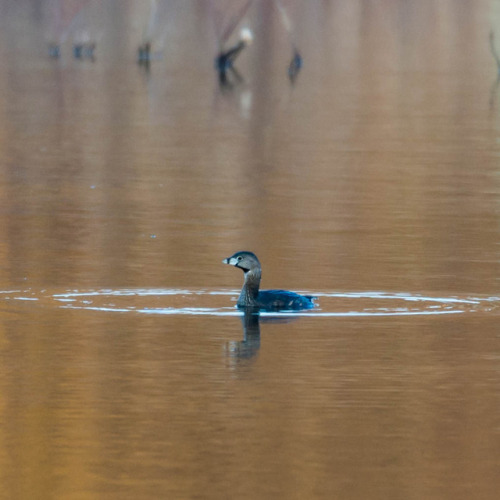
490, 31, 500, 74
138, 42, 151, 63
488, 73, 500, 112
73, 43, 95, 61
225, 311, 304, 366
218, 66, 244, 88
211, 0, 254, 88
137, 43, 163, 70
222, 251, 317, 311
215, 38, 249, 86
273, 0, 301, 82
48, 43, 60, 59
288, 48, 302, 83
216, 40, 246, 72
226, 311, 261, 361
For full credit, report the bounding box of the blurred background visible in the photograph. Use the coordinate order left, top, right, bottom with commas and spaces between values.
0, 1, 500, 499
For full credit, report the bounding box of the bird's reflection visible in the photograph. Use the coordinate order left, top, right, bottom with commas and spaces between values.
73, 42, 95, 61
225, 311, 301, 369
210, 0, 254, 88
215, 28, 253, 88
225, 311, 261, 362
288, 47, 302, 83
488, 75, 500, 113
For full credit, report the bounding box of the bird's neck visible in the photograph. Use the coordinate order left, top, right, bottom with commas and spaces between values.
238, 268, 261, 306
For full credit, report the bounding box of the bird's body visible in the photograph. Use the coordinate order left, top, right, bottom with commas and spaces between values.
222, 251, 316, 311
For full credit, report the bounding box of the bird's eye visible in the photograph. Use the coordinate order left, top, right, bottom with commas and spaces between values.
237, 256, 243, 261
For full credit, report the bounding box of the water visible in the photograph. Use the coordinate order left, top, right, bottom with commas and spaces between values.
1, 0, 500, 498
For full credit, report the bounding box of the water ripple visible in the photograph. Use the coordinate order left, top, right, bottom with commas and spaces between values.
1, 288, 499, 317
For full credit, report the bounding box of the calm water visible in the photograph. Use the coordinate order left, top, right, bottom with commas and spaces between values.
1, 1, 500, 498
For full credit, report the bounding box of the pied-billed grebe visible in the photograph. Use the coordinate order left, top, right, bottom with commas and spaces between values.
223, 251, 316, 311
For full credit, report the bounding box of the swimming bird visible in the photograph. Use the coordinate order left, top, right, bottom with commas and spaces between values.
223, 251, 316, 311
